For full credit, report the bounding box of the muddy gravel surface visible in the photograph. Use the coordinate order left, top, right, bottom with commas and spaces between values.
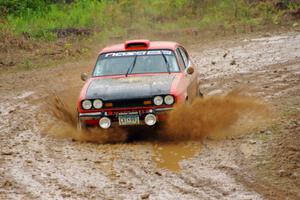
0, 31, 299, 200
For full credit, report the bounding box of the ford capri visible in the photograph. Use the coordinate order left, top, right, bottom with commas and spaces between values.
77, 40, 201, 130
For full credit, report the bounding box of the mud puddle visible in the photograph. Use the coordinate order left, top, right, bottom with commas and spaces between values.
152, 142, 201, 171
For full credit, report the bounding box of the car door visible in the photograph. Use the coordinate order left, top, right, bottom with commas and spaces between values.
177, 46, 198, 102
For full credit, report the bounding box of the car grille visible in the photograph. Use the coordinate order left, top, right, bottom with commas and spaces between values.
105, 99, 153, 108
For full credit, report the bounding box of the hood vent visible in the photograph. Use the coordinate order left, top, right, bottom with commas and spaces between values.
125, 40, 150, 49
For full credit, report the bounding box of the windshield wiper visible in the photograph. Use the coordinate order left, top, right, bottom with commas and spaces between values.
125, 55, 138, 77
161, 51, 171, 74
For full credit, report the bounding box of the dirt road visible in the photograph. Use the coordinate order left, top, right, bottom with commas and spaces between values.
0, 31, 299, 200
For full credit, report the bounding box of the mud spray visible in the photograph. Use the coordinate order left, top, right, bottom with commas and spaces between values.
44, 90, 271, 171
44, 91, 128, 143
44, 89, 271, 143
162, 90, 271, 141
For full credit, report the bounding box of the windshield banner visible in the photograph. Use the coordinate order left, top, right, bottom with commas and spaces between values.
104, 50, 172, 58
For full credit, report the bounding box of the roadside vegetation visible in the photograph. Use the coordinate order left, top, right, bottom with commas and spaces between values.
0, 0, 299, 70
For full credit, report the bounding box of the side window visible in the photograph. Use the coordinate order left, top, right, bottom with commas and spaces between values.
176, 48, 185, 70
179, 47, 189, 68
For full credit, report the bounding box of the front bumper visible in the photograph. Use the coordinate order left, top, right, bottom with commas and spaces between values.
78, 107, 173, 127
79, 107, 172, 118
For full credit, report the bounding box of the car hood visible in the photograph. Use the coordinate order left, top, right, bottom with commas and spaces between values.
85, 74, 176, 101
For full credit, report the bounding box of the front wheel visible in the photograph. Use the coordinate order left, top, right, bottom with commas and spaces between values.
77, 116, 86, 132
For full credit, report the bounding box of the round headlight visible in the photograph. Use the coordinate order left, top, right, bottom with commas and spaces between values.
153, 96, 163, 106
93, 99, 103, 109
164, 95, 174, 105
82, 100, 92, 110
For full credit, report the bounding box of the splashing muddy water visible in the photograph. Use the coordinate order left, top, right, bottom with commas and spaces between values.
44, 90, 128, 143
162, 91, 271, 140
45, 90, 270, 143
45, 90, 270, 171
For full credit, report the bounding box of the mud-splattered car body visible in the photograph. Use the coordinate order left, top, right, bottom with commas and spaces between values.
77, 40, 200, 129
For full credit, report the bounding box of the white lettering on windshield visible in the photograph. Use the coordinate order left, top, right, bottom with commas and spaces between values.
105, 50, 172, 57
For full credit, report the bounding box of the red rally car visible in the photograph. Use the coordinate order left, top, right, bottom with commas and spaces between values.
77, 40, 201, 130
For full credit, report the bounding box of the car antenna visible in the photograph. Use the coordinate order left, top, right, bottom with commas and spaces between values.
161, 51, 171, 74
125, 55, 138, 77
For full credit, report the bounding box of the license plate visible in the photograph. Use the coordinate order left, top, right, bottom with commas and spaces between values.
118, 114, 140, 126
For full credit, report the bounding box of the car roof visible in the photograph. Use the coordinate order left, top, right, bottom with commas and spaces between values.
100, 40, 180, 54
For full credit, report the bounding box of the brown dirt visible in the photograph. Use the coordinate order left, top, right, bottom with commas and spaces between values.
0, 30, 91, 70
0, 31, 299, 199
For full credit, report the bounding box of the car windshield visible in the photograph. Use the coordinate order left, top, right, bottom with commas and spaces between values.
93, 50, 179, 76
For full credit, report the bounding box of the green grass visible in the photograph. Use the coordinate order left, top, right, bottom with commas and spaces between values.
0, 0, 299, 71
1, 0, 299, 41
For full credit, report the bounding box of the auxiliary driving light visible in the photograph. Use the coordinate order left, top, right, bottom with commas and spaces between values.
144, 114, 157, 126
99, 117, 111, 129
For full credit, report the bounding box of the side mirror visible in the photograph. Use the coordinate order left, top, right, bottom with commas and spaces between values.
186, 67, 194, 75
81, 73, 89, 81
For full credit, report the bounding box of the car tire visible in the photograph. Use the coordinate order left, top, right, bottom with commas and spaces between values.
77, 116, 86, 132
